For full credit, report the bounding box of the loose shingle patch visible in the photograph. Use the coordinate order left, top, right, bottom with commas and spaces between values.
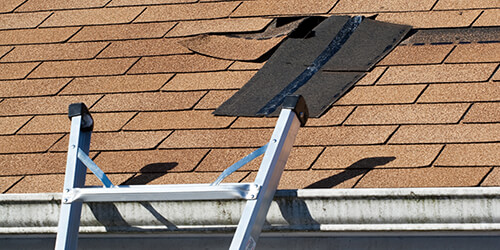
214, 16, 410, 117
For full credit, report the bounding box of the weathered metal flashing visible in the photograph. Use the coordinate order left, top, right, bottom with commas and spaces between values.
1, 187, 499, 235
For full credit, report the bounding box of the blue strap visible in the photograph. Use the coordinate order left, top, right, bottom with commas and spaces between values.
211, 143, 269, 186
77, 149, 114, 188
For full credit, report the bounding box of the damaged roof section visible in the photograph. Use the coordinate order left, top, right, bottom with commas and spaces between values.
213, 16, 410, 117
0, 0, 499, 194
180, 17, 323, 61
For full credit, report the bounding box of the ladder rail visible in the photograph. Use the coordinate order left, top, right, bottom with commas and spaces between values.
229, 108, 301, 250
55, 105, 93, 250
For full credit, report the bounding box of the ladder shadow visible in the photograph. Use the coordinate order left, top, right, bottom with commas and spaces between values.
274, 157, 396, 229
122, 162, 178, 185
87, 162, 180, 231
306, 156, 396, 188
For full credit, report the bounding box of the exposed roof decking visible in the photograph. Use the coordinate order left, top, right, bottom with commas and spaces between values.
0, 0, 498, 193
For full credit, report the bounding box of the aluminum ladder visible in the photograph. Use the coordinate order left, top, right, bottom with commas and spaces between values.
55, 95, 309, 250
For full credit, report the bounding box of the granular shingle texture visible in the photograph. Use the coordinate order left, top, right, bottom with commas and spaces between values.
0, 0, 499, 194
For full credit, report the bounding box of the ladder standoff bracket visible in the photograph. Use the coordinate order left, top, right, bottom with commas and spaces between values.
283, 95, 308, 127
68, 103, 93, 132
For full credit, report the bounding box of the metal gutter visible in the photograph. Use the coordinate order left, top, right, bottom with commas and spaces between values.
1, 187, 499, 234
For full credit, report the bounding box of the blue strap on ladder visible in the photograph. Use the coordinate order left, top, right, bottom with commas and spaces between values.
211, 143, 269, 186
77, 149, 114, 188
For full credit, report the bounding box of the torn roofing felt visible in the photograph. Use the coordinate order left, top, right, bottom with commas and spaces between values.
213, 15, 411, 118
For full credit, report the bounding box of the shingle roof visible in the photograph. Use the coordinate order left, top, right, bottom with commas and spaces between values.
0, 0, 499, 193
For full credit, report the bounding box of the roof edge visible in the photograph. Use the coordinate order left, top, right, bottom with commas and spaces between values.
1, 187, 500, 234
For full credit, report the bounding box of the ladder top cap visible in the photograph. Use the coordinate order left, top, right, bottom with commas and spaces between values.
68, 102, 94, 132
283, 95, 308, 127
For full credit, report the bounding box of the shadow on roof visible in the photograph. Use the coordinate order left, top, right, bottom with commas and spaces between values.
305, 156, 396, 188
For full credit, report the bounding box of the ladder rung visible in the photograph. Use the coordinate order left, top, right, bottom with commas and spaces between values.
63, 183, 260, 203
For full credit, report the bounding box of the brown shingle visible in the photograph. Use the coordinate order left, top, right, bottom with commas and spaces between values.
231, 106, 355, 128
7, 174, 65, 193
378, 63, 498, 84
0, 116, 30, 135
0, 134, 63, 153
0, 27, 80, 45
313, 145, 442, 169
231, 117, 277, 129
19, 112, 135, 134
162, 71, 256, 91
435, 143, 500, 167
0, 62, 39, 80
0, 46, 12, 58
0, 0, 25, 13
473, 9, 500, 26
335, 85, 425, 105
0, 176, 21, 193
6, 174, 132, 193
128, 54, 231, 74
481, 168, 500, 186
0, 153, 67, 175
434, 0, 500, 10
0, 78, 70, 97
356, 167, 490, 188
0, 95, 101, 115
295, 126, 397, 146
418, 82, 500, 103
356, 66, 386, 85
166, 18, 272, 37
135, 2, 239, 22
376, 10, 481, 28
345, 103, 469, 125
232, 0, 336, 16
51, 131, 171, 152
229, 61, 265, 70
94, 149, 209, 173
307, 106, 355, 126
70, 22, 176, 42
196, 146, 322, 171
124, 110, 235, 130
40, 7, 145, 27
91, 91, 205, 112
332, 0, 435, 13
145, 171, 246, 185
0, 12, 51, 30
377, 45, 454, 66
446, 43, 500, 63
160, 128, 273, 149
194, 90, 236, 109
494, 69, 500, 81
390, 124, 500, 144
85, 173, 136, 186
98, 38, 190, 58
1, 42, 108, 62
462, 102, 500, 123
108, 0, 197, 7
60, 74, 173, 94
16, 0, 110, 12
243, 169, 362, 189
28, 58, 138, 78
